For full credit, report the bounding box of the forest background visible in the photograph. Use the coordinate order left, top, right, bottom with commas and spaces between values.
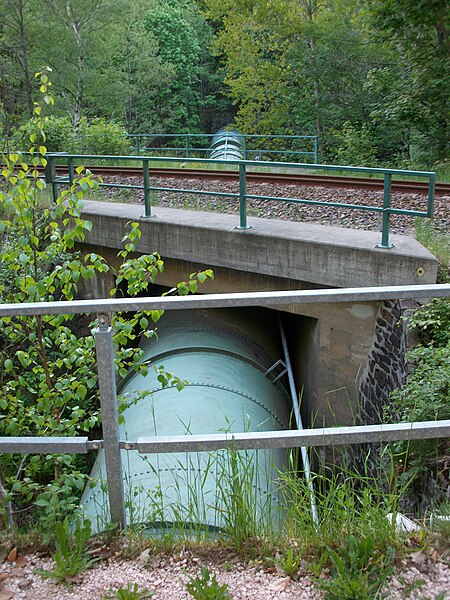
0, 0, 448, 171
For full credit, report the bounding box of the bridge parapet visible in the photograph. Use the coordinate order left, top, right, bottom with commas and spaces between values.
79, 200, 437, 290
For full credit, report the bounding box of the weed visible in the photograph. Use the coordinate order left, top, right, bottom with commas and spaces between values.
185, 567, 231, 600
414, 219, 449, 282
274, 546, 302, 580
315, 534, 395, 599
398, 576, 426, 598
103, 582, 154, 599
34, 517, 99, 587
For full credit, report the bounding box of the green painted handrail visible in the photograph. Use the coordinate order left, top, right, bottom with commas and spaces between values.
44, 153, 435, 249
126, 133, 319, 162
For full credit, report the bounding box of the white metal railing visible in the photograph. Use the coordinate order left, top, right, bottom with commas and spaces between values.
1, 284, 449, 528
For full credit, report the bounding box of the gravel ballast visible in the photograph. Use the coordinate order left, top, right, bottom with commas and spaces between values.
97, 175, 450, 235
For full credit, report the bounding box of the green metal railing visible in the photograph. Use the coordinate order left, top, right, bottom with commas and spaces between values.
126, 133, 319, 163
45, 154, 436, 249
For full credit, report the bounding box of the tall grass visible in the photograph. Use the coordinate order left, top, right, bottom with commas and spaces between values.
415, 218, 450, 282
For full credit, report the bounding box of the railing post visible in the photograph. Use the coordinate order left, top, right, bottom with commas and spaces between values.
185, 135, 189, 159
377, 173, 394, 249
243, 136, 247, 160
67, 156, 74, 187
142, 159, 152, 218
313, 136, 318, 163
44, 153, 58, 202
94, 317, 126, 529
136, 136, 140, 155
427, 173, 435, 217
236, 162, 250, 230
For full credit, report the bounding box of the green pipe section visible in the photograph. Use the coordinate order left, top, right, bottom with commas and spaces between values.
80, 308, 292, 535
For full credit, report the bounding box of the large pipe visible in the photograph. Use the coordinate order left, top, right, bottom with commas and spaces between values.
209, 128, 244, 161
80, 308, 293, 534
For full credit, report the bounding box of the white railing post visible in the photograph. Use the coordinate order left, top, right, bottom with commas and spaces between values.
94, 315, 126, 528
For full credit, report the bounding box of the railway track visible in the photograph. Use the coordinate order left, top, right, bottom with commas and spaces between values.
61, 165, 450, 195
5, 164, 449, 195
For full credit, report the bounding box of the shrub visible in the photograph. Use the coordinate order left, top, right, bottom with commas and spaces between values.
9, 116, 132, 156
74, 118, 132, 155
10, 115, 74, 152
385, 298, 450, 510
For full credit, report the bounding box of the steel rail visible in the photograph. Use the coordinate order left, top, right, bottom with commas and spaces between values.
1, 285, 449, 318
133, 420, 450, 453
2, 420, 450, 455
8, 164, 449, 194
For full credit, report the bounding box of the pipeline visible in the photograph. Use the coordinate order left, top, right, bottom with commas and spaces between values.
209, 128, 244, 160
80, 308, 295, 535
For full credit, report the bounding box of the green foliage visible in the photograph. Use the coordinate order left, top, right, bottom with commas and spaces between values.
274, 546, 302, 580
365, 0, 449, 165
278, 451, 400, 597
34, 517, 98, 586
141, 0, 202, 133
407, 298, 450, 346
11, 116, 74, 152
386, 296, 450, 509
214, 446, 276, 550
0, 74, 214, 533
185, 567, 231, 600
414, 219, 450, 283
332, 122, 378, 167
10, 116, 131, 155
279, 448, 404, 571
315, 534, 395, 599
74, 118, 132, 155
103, 583, 154, 599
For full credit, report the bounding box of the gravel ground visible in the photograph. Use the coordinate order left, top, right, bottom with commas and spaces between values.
1, 547, 450, 600
96, 175, 450, 236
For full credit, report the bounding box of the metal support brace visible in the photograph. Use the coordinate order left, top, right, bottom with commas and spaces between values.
45, 153, 58, 203
68, 157, 75, 187
313, 137, 319, 163
94, 318, 126, 529
278, 315, 318, 524
264, 359, 288, 383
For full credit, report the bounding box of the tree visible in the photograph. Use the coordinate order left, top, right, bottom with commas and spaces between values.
35, 0, 127, 129
365, 0, 449, 165
0, 74, 213, 532
0, 0, 41, 136
204, 0, 448, 165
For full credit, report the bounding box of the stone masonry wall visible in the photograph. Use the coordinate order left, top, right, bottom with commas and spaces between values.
358, 300, 410, 424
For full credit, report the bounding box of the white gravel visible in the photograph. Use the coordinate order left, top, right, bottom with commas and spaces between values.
1, 548, 450, 599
